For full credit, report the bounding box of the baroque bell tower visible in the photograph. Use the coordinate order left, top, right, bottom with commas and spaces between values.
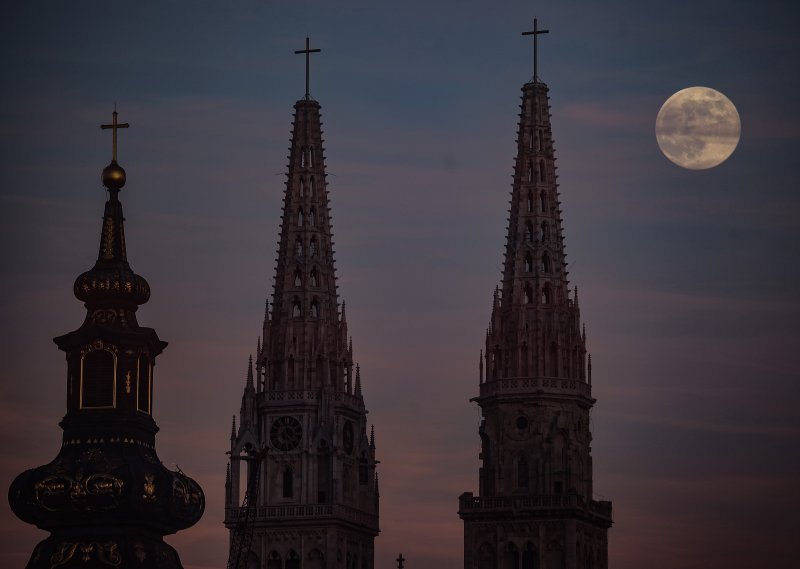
8, 109, 204, 568
458, 21, 612, 569
225, 38, 379, 569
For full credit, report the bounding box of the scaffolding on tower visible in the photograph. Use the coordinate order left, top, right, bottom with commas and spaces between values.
227, 450, 266, 569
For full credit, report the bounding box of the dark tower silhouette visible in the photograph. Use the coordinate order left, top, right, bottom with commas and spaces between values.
225, 39, 379, 569
458, 22, 612, 569
8, 109, 204, 569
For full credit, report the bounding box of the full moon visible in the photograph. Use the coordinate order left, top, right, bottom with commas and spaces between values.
655, 86, 741, 170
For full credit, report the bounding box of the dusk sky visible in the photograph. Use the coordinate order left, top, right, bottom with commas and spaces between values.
2, 1, 799, 568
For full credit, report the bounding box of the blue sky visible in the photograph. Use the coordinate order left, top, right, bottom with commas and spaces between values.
1, 1, 799, 568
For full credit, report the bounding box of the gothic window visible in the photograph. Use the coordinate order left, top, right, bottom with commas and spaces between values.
300, 147, 306, 167
527, 161, 533, 183
310, 237, 318, 256
295, 238, 303, 256
539, 160, 545, 182
308, 549, 325, 569
524, 284, 533, 304
540, 191, 547, 213
310, 176, 316, 196
530, 129, 535, 151
477, 543, 496, 569
297, 209, 304, 227
300, 177, 306, 197
282, 466, 293, 498
81, 350, 115, 408
310, 267, 318, 287
136, 355, 151, 414
538, 129, 544, 151
309, 207, 316, 226
292, 298, 301, 318
317, 441, 331, 503
518, 456, 529, 488
527, 191, 533, 213
524, 254, 533, 273
541, 221, 549, 242
310, 299, 320, 318
541, 252, 551, 273
541, 284, 551, 305
310, 146, 315, 167
267, 551, 282, 569
549, 344, 558, 378
504, 542, 520, 569
525, 221, 534, 243
286, 550, 300, 569
359, 453, 369, 485
522, 543, 537, 569
294, 268, 302, 287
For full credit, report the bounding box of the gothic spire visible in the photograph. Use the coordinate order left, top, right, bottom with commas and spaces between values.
484, 62, 587, 383
246, 354, 254, 390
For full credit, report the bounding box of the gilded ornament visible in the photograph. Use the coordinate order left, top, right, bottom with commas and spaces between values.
102, 216, 115, 260
125, 371, 132, 394
143, 473, 157, 502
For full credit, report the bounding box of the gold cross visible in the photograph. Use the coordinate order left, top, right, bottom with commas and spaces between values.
100, 105, 130, 162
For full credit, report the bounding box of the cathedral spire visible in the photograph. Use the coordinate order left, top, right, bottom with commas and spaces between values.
246, 354, 254, 390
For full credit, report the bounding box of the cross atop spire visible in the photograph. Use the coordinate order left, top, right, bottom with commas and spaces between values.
522, 17, 550, 82
100, 105, 130, 162
294, 37, 322, 100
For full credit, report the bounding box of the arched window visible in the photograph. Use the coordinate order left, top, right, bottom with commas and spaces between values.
300, 177, 305, 197
541, 221, 549, 242
310, 146, 315, 167
529, 129, 535, 151
300, 147, 306, 167
267, 551, 282, 569
282, 466, 293, 498
524, 284, 533, 304
308, 549, 325, 569
504, 543, 520, 569
524, 254, 533, 273
527, 191, 533, 213
297, 209, 304, 227
294, 268, 302, 287
540, 191, 547, 212
311, 299, 320, 318
136, 355, 151, 414
286, 550, 300, 569
527, 162, 533, 183
317, 440, 331, 503
541, 284, 551, 305
292, 298, 301, 318
310, 267, 318, 287
309, 208, 316, 226
295, 238, 303, 256
478, 543, 496, 569
81, 350, 115, 408
310, 176, 316, 196
525, 221, 534, 243
310, 237, 318, 256
539, 160, 545, 182
542, 252, 551, 273
522, 543, 537, 569
538, 129, 544, 151
518, 456, 529, 488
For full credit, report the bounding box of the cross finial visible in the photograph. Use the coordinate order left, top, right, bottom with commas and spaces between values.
396, 553, 405, 569
100, 106, 130, 162
294, 37, 322, 100
522, 17, 550, 82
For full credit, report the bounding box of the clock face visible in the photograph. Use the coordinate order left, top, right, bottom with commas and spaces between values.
270, 416, 302, 451
342, 421, 354, 454
506, 413, 532, 441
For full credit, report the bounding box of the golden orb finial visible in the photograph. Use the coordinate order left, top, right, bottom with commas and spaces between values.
102, 160, 126, 190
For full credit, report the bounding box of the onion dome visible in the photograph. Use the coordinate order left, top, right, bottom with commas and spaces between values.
73, 159, 150, 308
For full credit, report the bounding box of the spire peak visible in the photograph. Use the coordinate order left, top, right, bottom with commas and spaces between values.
522, 17, 550, 83
294, 36, 322, 101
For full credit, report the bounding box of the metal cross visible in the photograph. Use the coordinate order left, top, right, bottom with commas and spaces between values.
100, 105, 129, 162
396, 553, 405, 569
294, 37, 321, 100
522, 17, 550, 82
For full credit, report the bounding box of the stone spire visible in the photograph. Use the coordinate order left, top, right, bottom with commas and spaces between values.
260, 95, 354, 394
485, 78, 586, 382
8, 108, 203, 568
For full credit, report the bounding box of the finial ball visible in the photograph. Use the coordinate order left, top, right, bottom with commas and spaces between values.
102, 160, 126, 190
